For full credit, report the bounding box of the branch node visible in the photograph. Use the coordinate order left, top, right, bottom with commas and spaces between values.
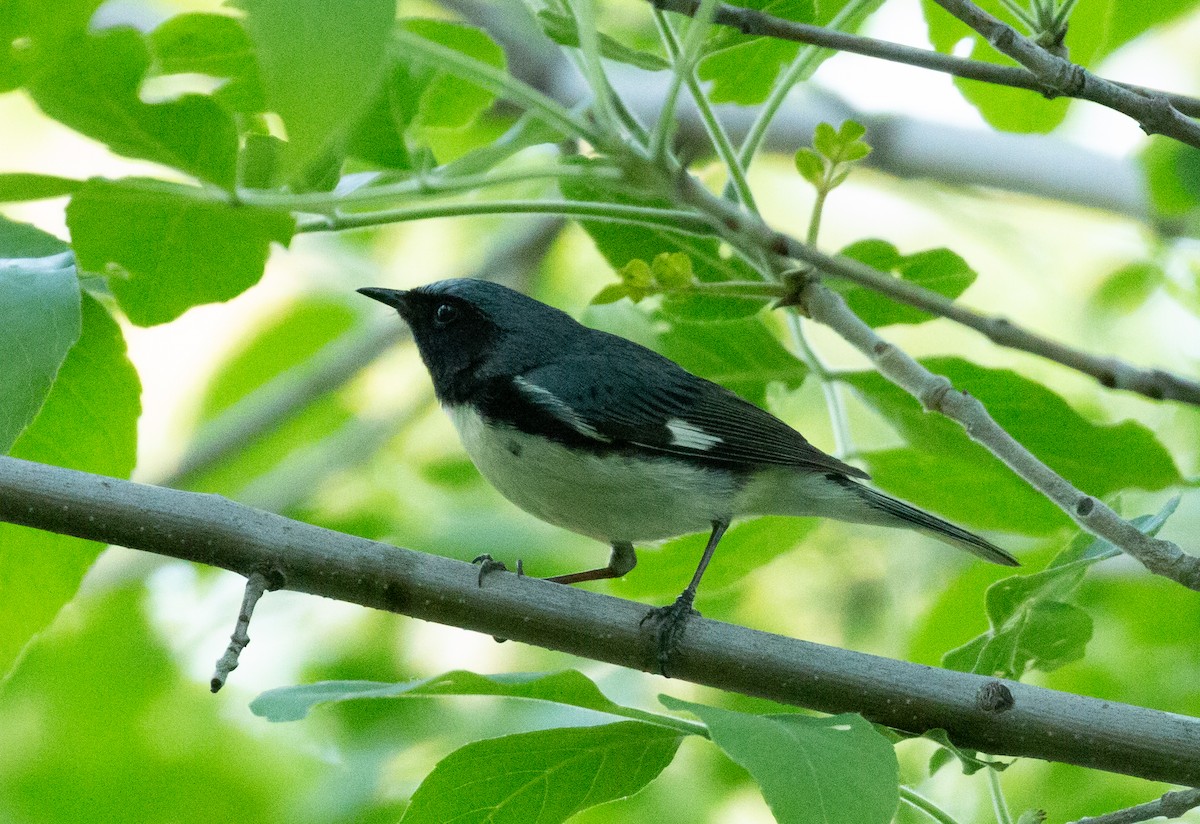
976, 680, 1015, 714
918, 376, 953, 413
1076, 496, 1095, 517
210, 570, 273, 693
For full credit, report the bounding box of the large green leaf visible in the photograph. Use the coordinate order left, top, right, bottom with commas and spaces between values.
235, 0, 395, 183
0, 221, 80, 452
697, 0, 817, 105
26, 27, 238, 187
943, 499, 1178, 679
920, 0, 1195, 133
0, 173, 82, 203
843, 357, 1182, 534
66, 179, 294, 326
1141, 138, 1200, 219
0, 0, 105, 92
400, 722, 683, 824
149, 13, 264, 115
252, 669, 691, 731
833, 239, 977, 327
661, 697, 899, 824
0, 294, 140, 680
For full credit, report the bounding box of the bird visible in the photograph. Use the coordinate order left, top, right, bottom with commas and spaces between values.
358, 278, 1018, 673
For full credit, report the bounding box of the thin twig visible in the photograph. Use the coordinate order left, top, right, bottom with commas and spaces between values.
928, 0, 1200, 150
646, 0, 1200, 120
1068, 788, 1200, 824
210, 570, 275, 693
4, 454, 1200, 785
668, 169, 1200, 590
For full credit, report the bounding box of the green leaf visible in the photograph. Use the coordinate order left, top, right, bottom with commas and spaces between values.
0, 294, 139, 680
923, 728, 1010, 775
661, 697, 899, 824
0, 0, 106, 92
67, 179, 294, 326
235, 0, 395, 184
651, 251, 695, 288
0, 213, 70, 257
252, 669, 690, 730
396, 19, 506, 132
659, 291, 770, 322
0, 173, 82, 203
399, 722, 683, 824
536, 9, 669, 71
148, 13, 264, 114
794, 148, 825, 186
26, 27, 238, 187
843, 357, 1182, 530
942, 499, 1179, 679
1141, 138, 1200, 218
0, 256, 80, 453
658, 314, 809, 406
834, 240, 977, 326
921, 0, 1195, 133
1089, 261, 1164, 316
615, 516, 817, 599
698, 0, 817, 105
591, 283, 631, 305
812, 121, 839, 159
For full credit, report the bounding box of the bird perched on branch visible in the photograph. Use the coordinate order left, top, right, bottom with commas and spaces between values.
359, 279, 1017, 673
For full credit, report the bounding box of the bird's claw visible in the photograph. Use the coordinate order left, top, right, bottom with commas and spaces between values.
472, 554, 510, 587
641, 593, 700, 677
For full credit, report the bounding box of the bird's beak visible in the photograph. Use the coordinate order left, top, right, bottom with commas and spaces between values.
357, 287, 410, 314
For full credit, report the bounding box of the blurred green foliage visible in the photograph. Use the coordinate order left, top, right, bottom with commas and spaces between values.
1, 0, 1199, 821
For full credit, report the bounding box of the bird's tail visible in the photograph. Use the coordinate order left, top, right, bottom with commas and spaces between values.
836, 477, 1019, 566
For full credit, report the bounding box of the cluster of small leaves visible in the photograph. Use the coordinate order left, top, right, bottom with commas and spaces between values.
251, 669, 901, 824
944, 499, 1179, 679
593, 251, 696, 304
997, 0, 1078, 53
794, 120, 872, 194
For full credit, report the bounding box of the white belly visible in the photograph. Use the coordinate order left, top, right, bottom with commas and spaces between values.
445, 405, 735, 543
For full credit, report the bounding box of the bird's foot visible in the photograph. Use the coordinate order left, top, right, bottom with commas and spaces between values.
471, 554, 525, 587
641, 591, 700, 677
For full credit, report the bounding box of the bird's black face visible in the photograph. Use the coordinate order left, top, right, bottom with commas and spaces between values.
358, 286, 497, 403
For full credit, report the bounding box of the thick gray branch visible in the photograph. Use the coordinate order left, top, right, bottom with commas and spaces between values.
648, 0, 1200, 119
929, 0, 1200, 150
2, 455, 1200, 785
1068, 788, 1200, 824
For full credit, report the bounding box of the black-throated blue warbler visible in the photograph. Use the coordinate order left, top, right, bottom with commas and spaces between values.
359, 279, 1018, 671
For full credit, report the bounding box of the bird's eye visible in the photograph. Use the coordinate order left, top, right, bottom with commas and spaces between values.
434, 303, 458, 326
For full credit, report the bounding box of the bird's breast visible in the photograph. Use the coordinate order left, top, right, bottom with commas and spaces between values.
444, 404, 736, 543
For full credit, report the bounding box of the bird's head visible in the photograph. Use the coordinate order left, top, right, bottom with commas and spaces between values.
357, 279, 580, 402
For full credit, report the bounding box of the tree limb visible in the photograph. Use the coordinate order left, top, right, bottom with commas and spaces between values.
3, 455, 1200, 785
647, 0, 1200, 124
1068, 787, 1200, 824
928, 0, 1200, 150
667, 169, 1200, 588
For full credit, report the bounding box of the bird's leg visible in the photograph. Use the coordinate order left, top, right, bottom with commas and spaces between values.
642, 520, 729, 677
471, 554, 516, 586
545, 542, 637, 585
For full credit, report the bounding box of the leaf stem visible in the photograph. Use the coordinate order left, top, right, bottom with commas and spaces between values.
650, 0, 718, 160
391, 28, 602, 147
652, 10, 758, 211
987, 767, 1014, 824
292, 199, 714, 235
899, 786, 965, 824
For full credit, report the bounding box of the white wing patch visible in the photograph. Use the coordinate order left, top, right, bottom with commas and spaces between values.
666, 418, 723, 451
514, 376, 611, 442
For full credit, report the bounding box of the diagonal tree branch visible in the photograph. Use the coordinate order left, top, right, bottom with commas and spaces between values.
665, 168, 1200, 589
1068, 787, 1200, 824
647, 0, 1200, 121
928, 0, 1200, 150
3, 454, 1200, 785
